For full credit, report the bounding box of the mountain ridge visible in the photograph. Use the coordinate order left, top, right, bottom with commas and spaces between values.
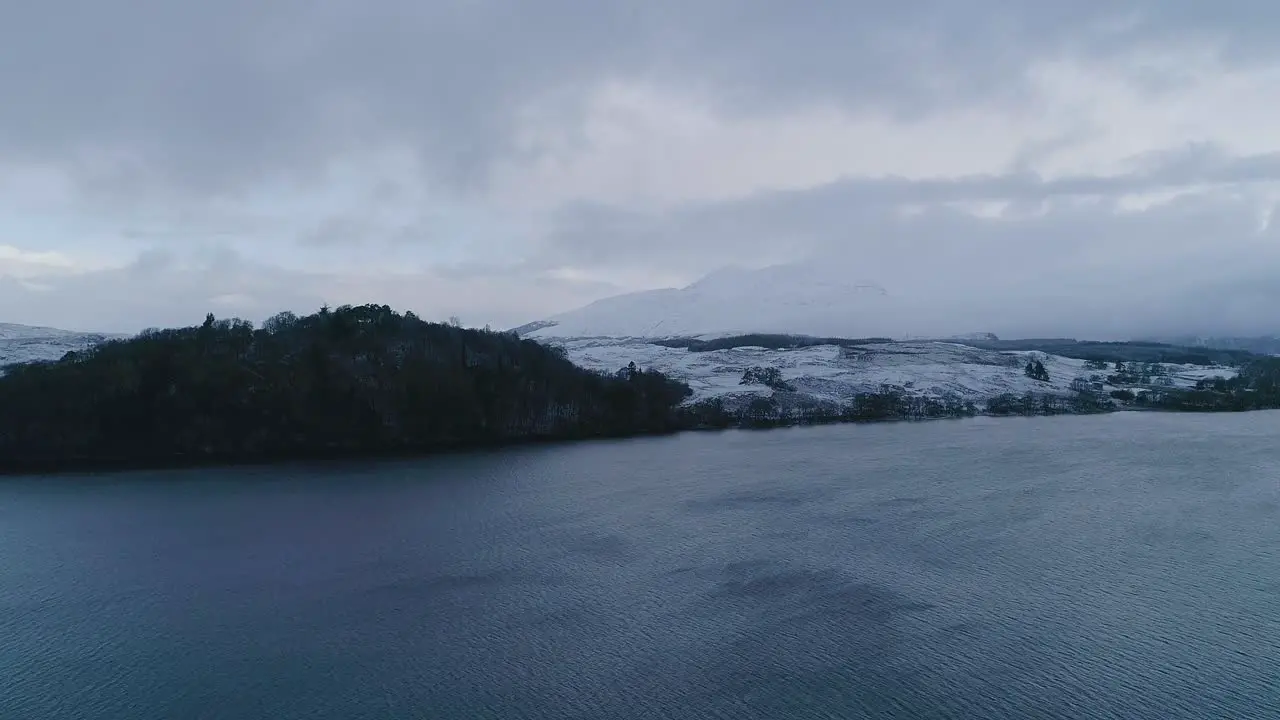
519, 263, 897, 339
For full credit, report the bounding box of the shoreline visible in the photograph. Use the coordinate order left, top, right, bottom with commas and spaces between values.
5, 402, 1272, 478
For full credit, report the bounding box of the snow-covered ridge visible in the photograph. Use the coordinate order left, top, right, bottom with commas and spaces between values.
520, 263, 896, 339
518, 262, 1238, 410
0, 320, 1240, 415
552, 337, 1236, 408
0, 323, 122, 369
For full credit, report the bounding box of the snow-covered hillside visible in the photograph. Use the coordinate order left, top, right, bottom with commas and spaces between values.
553, 337, 1237, 409
514, 261, 1244, 414
521, 264, 900, 339
0, 323, 119, 368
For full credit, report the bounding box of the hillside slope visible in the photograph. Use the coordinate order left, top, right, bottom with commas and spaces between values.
553, 337, 1237, 412
0, 306, 691, 472
0, 323, 121, 368
520, 264, 899, 339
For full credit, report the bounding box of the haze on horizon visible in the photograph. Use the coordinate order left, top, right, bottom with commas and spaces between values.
3, 1, 1280, 339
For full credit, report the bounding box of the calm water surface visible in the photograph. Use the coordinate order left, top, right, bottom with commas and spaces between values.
4, 412, 1280, 719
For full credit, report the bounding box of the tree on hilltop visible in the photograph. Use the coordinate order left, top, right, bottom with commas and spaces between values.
1024, 359, 1050, 382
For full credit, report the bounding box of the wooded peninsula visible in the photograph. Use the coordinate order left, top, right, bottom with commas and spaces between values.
3, 304, 1280, 473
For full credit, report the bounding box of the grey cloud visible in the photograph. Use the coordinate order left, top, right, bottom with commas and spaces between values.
4, 1, 1277, 199
7, 1, 1280, 337
8, 174, 1280, 339
1, 0, 652, 197
530, 146, 1280, 338
0, 251, 311, 332
0, 249, 623, 334
539, 143, 1280, 275
297, 217, 379, 248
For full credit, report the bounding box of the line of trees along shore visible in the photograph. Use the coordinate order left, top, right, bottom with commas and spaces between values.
0, 305, 691, 472
6, 304, 1280, 474
1141, 357, 1280, 412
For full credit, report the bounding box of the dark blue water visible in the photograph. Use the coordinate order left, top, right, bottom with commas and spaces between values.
4, 412, 1280, 719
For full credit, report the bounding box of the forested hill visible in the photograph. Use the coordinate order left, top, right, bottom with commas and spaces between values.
0, 305, 691, 473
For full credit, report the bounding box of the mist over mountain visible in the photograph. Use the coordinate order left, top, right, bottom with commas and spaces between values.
1140, 335, 1280, 356
518, 264, 897, 339
518, 262, 1280, 341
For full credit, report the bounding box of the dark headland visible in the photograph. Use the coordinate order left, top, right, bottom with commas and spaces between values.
4, 304, 1280, 474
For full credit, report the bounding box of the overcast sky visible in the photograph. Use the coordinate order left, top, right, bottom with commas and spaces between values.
4, 1, 1280, 336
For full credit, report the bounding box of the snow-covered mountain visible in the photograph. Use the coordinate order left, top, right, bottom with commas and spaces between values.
0, 323, 120, 368
513, 263, 1243, 414
518, 264, 899, 339
0, 319, 1239, 420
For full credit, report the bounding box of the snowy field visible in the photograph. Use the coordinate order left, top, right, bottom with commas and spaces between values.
0, 322, 1242, 410
0, 324, 121, 369
551, 337, 1238, 408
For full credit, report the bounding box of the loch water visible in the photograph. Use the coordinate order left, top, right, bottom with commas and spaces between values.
4, 412, 1280, 718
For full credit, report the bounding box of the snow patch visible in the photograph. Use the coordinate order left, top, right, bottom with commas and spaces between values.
552, 337, 1238, 407
0, 324, 121, 369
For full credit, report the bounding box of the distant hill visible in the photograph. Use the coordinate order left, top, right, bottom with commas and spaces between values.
958, 338, 1256, 367
1142, 336, 1280, 356
516, 260, 1280, 344
517, 263, 893, 339
0, 306, 691, 473
0, 323, 121, 370
7, 309, 1280, 474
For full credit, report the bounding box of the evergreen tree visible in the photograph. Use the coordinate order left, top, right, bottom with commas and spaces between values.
1025, 359, 1050, 382
0, 305, 693, 472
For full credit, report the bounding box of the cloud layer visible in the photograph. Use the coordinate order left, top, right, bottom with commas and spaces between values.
4, 1, 1280, 336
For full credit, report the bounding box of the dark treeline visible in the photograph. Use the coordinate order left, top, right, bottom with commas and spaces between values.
986, 392, 1112, 416
684, 388, 981, 430
1145, 335, 1280, 356
0, 305, 691, 472
652, 334, 894, 353
7, 306, 1280, 474
963, 339, 1254, 367
653, 334, 1255, 366
1142, 357, 1280, 412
